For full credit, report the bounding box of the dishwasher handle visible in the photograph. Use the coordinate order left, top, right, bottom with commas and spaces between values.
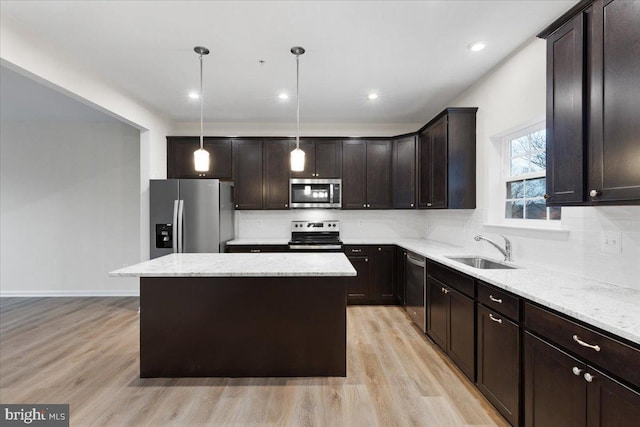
406, 254, 426, 268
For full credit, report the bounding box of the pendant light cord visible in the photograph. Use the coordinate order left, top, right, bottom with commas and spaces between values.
199, 53, 204, 150
296, 53, 300, 150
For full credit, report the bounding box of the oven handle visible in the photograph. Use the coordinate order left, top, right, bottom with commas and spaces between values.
289, 244, 343, 250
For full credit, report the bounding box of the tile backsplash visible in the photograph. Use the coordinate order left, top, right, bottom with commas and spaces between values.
236, 206, 640, 291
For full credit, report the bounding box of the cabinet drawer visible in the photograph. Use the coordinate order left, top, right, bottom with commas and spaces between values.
427, 261, 474, 298
226, 245, 289, 253
477, 281, 520, 321
344, 246, 369, 256
524, 302, 640, 389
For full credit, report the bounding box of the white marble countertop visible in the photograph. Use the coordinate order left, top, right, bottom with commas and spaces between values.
226, 237, 640, 345
110, 253, 356, 278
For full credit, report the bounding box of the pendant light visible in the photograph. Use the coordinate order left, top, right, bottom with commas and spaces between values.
193, 46, 210, 172
290, 46, 306, 172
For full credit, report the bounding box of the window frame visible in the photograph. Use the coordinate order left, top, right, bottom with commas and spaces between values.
500, 120, 561, 227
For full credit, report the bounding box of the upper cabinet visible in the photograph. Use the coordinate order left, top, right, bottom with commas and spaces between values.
167, 137, 232, 179
263, 139, 292, 210
342, 139, 393, 209
290, 139, 342, 178
392, 135, 417, 209
540, 0, 640, 205
418, 108, 477, 209
232, 139, 263, 210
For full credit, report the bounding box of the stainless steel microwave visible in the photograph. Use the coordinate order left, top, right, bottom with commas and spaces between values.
289, 178, 342, 208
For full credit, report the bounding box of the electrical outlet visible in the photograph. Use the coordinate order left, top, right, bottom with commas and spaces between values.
600, 231, 622, 254
359, 219, 364, 228
257, 220, 263, 228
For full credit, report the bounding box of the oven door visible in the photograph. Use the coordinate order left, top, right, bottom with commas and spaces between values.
289, 179, 341, 208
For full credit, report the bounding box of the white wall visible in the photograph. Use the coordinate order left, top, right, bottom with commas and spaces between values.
425, 38, 640, 290
0, 121, 141, 296
0, 16, 174, 263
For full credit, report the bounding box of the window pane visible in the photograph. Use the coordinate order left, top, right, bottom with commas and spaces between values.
526, 177, 546, 198
525, 200, 547, 219
529, 151, 546, 172
528, 129, 546, 151
549, 206, 562, 220
510, 157, 528, 176
507, 180, 524, 198
506, 200, 524, 219
510, 137, 529, 157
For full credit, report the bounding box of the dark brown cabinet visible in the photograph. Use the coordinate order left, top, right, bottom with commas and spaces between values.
342, 140, 393, 209
263, 139, 292, 210
540, 0, 640, 205
524, 301, 640, 427
291, 139, 342, 178
426, 262, 476, 381
232, 139, 263, 209
344, 245, 396, 304
167, 137, 232, 179
392, 135, 417, 208
226, 245, 289, 253
418, 108, 477, 209
477, 304, 520, 427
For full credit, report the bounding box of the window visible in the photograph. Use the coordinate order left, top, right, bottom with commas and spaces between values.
503, 123, 560, 222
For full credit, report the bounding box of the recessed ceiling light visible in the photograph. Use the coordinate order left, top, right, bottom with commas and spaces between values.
368, 93, 379, 100
468, 41, 486, 52
188, 92, 199, 99
279, 93, 289, 100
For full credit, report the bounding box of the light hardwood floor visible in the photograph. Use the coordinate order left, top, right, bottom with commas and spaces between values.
0, 297, 508, 426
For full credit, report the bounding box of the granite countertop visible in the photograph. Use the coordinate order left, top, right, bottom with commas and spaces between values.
226, 237, 640, 345
110, 253, 357, 278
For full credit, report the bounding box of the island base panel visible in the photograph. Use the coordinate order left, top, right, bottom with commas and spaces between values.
140, 276, 347, 377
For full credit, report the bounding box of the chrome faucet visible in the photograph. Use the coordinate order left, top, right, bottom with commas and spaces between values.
474, 235, 512, 262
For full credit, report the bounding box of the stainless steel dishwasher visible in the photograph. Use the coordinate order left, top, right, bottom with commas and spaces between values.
405, 251, 426, 332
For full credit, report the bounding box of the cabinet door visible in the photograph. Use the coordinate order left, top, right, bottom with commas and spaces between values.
427, 277, 449, 350
524, 332, 586, 427
586, 365, 640, 427
477, 305, 520, 427
429, 117, 448, 208
370, 246, 396, 303
397, 250, 407, 305
448, 287, 475, 380
232, 139, 263, 209
366, 140, 393, 209
263, 139, 291, 210
167, 137, 232, 179
545, 14, 586, 205
589, 0, 640, 203
346, 256, 370, 304
393, 136, 417, 208
342, 140, 367, 209
315, 140, 342, 178
289, 139, 315, 178
418, 129, 432, 208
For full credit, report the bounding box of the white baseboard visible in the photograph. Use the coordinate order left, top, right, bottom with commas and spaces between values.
0, 290, 140, 297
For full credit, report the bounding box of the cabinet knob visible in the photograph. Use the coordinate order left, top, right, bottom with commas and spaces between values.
543, 194, 550, 200
284, 204, 288, 208
378, 247, 382, 251
589, 189, 601, 198
367, 204, 371, 208
235, 204, 239, 208
572, 366, 583, 376
410, 203, 414, 207
363, 204, 367, 208
584, 372, 595, 383
365, 258, 369, 262
441, 287, 449, 294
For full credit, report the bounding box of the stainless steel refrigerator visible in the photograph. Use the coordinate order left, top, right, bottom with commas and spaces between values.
150, 179, 234, 259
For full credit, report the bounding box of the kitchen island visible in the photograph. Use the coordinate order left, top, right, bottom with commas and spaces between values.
110, 253, 356, 378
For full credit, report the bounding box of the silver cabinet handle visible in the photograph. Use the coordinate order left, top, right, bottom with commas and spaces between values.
489, 313, 502, 324
250, 249, 260, 253
427, 202, 432, 207
589, 189, 601, 197
352, 249, 362, 253
572, 366, 583, 376
489, 295, 503, 304
584, 373, 594, 382
572, 335, 601, 352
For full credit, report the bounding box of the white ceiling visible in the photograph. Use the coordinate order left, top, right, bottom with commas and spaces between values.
1, 1, 576, 126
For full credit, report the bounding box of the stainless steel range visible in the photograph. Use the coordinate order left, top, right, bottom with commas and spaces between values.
288, 220, 343, 251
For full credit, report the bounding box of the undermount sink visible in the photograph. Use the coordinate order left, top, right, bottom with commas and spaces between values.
445, 256, 517, 270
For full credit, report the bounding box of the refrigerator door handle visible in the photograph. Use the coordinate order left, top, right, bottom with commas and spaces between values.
172, 200, 180, 253
177, 200, 184, 253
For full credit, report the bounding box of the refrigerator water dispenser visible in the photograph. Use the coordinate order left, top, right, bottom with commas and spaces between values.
155, 224, 173, 249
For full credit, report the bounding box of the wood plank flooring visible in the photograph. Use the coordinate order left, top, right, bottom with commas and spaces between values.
0, 297, 508, 426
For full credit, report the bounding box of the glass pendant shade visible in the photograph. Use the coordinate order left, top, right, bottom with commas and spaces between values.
290, 146, 305, 172
194, 147, 210, 172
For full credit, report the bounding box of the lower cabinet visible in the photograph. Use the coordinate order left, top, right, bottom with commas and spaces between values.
226, 245, 289, 253
426, 263, 475, 381
344, 245, 396, 304
477, 304, 520, 427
